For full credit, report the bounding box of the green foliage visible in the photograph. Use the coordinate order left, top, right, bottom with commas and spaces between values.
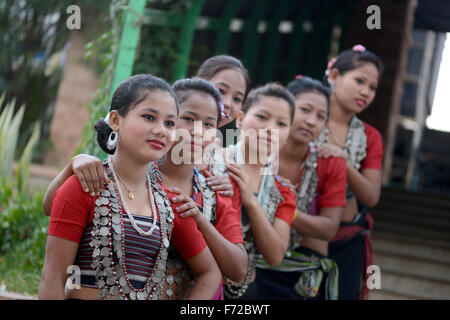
0, 94, 46, 295
0, 177, 48, 296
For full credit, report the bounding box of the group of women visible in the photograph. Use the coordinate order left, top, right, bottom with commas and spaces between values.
38, 44, 384, 300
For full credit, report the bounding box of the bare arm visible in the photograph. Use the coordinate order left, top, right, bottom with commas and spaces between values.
244, 198, 290, 266
292, 207, 343, 241
185, 246, 222, 300
38, 235, 78, 299
43, 154, 108, 216
169, 187, 247, 283
346, 164, 381, 208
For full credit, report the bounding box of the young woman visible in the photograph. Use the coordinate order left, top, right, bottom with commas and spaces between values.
196, 54, 250, 129
38, 74, 221, 300
318, 44, 384, 300
211, 83, 297, 300
255, 76, 347, 300
154, 78, 247, 299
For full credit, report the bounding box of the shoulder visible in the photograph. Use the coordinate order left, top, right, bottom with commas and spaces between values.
274, 180, 296, 203
363, 122, 383, 144
317, 156, 346, 176
55, 174, 93, 203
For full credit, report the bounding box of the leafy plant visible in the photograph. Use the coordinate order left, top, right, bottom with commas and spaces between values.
0, 94, 46, 296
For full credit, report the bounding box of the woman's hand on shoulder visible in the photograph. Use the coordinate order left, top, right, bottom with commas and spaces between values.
317, 143, 347, 161
71, 154, 109, 196
168, 187, 204, 225
200, 170, 234, 198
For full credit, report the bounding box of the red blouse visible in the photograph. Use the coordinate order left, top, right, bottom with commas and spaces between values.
273, 181, 297, 226
361, 123, 384, 171
48, 175, 207, 261
315, 156, 347, 208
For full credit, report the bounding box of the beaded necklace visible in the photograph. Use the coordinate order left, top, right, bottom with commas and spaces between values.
90, 161, 174, 300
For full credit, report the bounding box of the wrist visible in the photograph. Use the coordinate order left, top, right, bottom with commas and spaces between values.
242, 193, 258, 210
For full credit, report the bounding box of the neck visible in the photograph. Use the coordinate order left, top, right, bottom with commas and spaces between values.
280, 138, 309, 163
330, 95, 354, 126
111, 152, 148, 186
158, 150, 195, 182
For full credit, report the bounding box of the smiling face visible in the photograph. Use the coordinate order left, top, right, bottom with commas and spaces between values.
208, 68, 247, 127
109, 89, 178, 163
329, 62, 379, 114
237, 95, 291, 160
172, 91, 219, 163
289, 91, 328, 144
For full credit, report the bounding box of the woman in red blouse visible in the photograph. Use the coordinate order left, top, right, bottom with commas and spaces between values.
255, 76, 346, 300
211, 83, 297, 300
153, 78, 248, 299
317, 45, 384, 300
38, 74, 221, 300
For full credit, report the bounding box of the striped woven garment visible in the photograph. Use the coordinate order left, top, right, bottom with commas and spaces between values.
257, 250, 339, 300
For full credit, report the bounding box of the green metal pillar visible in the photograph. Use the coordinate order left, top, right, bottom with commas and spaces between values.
172, 0, 206, 80
260, 0, 297, 84
213, 0, 244, 54
242, 0, 274, 80
110, 0, 147, 98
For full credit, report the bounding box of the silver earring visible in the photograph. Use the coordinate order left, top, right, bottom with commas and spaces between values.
106, 131, 118, 151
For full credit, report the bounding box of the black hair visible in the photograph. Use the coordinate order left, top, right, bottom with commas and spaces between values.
196, 54, 250, 100
287, 76, 331, 110
172, 77, 223, 123
323, 46, 383, 86
95, 74, 178, 154
242, 82, 296, 124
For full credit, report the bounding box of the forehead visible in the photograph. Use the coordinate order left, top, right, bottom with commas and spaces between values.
208, 69, 246, 95
179, 92, 218, 117
295, 92, 328, 113
132, 89, 177, 115
249, 95, 291, 119
346, 63, 380, 83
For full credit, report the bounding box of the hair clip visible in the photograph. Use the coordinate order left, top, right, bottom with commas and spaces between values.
295, 74, 303, 79
352, 44, 366, 52
219, 102, 229, 120
325, 57, 337, 76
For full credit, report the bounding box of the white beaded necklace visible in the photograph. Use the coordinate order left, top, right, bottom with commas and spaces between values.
108, 157, 158, 237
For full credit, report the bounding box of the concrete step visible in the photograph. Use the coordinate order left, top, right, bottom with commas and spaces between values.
377, 270, 450, 300
373, 252, 450, 283
380, 188, 450, 209
372, 220, 450, 244
372, 203, 450, 224
368, 289, 417, 300
372, 207, 450, 231
371, 233, 450, 265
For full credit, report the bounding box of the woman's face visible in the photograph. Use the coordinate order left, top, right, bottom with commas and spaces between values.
237, 95, 291, 160
111, 89, 178, 163
172, 91, 218, 163
208, 68, 246, 127
289, 91, 328, 144
330, 62, 379, 114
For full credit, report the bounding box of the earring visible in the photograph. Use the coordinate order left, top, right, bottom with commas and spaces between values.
106, 131, 118, 151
